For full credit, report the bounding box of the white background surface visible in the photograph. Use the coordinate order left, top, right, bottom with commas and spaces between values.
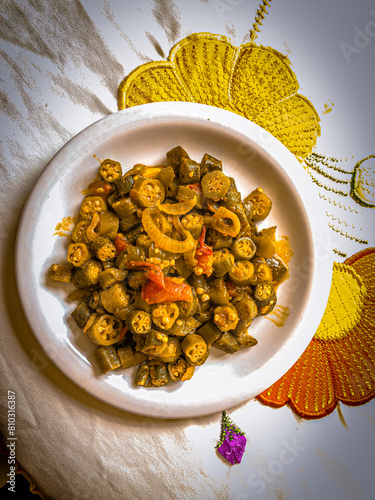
1, 1, 374, 499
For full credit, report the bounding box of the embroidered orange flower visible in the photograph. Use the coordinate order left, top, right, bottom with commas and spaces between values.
258, 248, 375, 418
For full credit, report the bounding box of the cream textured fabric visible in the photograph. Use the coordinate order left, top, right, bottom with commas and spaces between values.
1, 1, 374, 499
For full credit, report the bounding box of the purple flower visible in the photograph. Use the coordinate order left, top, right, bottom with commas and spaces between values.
216, 411, 246, 465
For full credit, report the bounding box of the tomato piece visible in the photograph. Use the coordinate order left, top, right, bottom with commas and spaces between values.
145, 267, 165, 288
127, 260, 165, 289
142, 277, 193, 304
114, 233, 128, 255
119, 326, 128, 340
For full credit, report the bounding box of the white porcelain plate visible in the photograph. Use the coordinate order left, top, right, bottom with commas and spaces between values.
16, 102, 333, 418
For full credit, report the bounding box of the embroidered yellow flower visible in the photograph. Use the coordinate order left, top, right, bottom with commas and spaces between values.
118, 33, 321, 160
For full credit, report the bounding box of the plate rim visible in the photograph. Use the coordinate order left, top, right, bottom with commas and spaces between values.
15, 102, 333, 418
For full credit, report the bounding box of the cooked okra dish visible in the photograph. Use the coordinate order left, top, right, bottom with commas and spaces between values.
49, 146, 288, 388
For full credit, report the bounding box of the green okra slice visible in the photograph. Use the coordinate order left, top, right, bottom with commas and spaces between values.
117, 345, 147, 369
212, 332, 240, 354
235, 295, 258, 322
119, 213, 140, 233
200, 153, 222, 178
113, 176, 133, 197
209, 277, 231, 306
100, 283, 130, 314
48, 263, 74, 283
196, 320, 222, 346
112, 196, 139, 219
168, 358, 195, 382
94, 345, 121, 374
72, 260, 103, 288
98, 267, 127, 289
231, 236, 257, 261
179, 158, 201, 184
166, 145, 190, 175
92, 237, 116, 262
71, 300, 92, 329
212, 249, 235, 277
125, 310, 152, 335
181, 333, 208, 366
99, 159, 122, 183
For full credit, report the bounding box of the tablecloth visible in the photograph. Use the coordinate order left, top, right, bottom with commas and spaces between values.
1, 1, 375, 499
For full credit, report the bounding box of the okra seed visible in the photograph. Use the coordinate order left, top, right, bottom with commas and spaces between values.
196, 287, 204, 295
201, 294, 210, 302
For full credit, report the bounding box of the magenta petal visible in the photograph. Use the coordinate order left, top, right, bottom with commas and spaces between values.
217, 434, 246, 464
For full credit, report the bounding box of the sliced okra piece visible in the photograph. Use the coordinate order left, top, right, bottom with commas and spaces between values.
125, 309, 152, 335
181, 333, 208, 366
222, 177, 241, 207
127, 270, 148, 290
67, 242, 91, 267
132, 291, 151, 313
168, 357, 195, 382
100, 283, 130, 314
113, 176, 133, 197
135, 363, 152, 387
79, 196, 107, 220
71, 219, 90, 244
158, 165, 175, 191
71, 300, 92, 329
213, 304, 239, 332
151, 302, 180, 330
48, 263, 74, 283
209, 277, 230, 306
200, 153, 222, 178
112, 196, 139, 219
212, 332, 240, 354
249, 257, 273, 285
177, 290, 199, 319
119, 213, 140, 233
179, 157, 200, 184
92, 237, 116, 262
72, 260, 103, 288
231, 236, 257, 261
149, 361, 169, 387
233, 328, 258, 348
201, 170, 230, 201
117, 345, 147, 369
167, 317, 201, 337
130, 178, 165, 208
252, 227, 277, 259
94, 345, 121, 374
196, 320, 222, 346
99, 159, 122, 183
97, 210, 119, 240
265, 255, 288, 284
235, 295, 258, 322
180, 212, 204, 239
212, 248, 235, 277
166, 145, 190, 175
84, 313, 124, 346
244, 188, 272, 221
254, 281, 276, 306
228, 260, 255, 286
148, 337, 182, 363
98, 267, 127, 289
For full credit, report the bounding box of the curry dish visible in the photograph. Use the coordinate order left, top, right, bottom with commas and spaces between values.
48, 146, 288, 387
